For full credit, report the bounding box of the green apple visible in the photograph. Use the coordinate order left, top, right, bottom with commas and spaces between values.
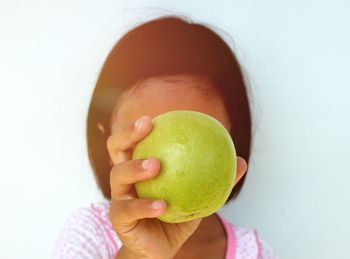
132, 110, 237, 223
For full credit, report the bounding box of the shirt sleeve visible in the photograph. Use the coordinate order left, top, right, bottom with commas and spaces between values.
52, 207, 115, 259
258, 236, 279, 259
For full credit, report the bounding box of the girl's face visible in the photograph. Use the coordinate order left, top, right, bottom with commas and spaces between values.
110, 75, 231, 134
108, 74, 247, 186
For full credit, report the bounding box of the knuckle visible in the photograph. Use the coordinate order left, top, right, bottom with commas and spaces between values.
114, 199, 134, 220
112, 198, 128, 213
110, 202, 125, 225
123, 121, 135, 139
110, 162, 125, 185
109, 161, 141, 193
109, 163, 119, 181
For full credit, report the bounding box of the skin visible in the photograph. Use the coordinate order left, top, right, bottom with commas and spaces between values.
107, 75, 248, 259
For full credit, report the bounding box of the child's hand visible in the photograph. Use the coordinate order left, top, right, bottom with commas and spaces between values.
107, 116, 202, 259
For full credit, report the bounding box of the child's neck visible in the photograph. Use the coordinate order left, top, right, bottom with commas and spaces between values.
184, 213, 226, 246
173, 214, 227, 259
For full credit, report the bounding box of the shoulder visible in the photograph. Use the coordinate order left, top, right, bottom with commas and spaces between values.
217, 214, 278, 259
52, 201, 121, 259
234, 225, 278, 259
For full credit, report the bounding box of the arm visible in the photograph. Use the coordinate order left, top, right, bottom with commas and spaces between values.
52, 207, 112, 259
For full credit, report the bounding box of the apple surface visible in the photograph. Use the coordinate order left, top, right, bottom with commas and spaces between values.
132, 110, 237, 223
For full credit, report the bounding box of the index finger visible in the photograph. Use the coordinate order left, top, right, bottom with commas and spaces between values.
107, 115, 153, 165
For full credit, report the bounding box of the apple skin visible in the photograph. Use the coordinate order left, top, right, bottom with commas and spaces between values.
132, 110, 237, 223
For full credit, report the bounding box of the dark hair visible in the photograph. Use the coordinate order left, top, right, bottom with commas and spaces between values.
87, 15, 252, 204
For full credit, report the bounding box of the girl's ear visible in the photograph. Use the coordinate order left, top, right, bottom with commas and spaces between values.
234, 156, 248, 187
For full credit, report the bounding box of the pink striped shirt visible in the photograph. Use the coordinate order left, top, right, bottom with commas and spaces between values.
52, 202, 278, 259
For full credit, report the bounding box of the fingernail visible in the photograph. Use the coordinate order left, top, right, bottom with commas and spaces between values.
135, 118, 142, 128
152, 200, 166, 210
142, 159, 149, 170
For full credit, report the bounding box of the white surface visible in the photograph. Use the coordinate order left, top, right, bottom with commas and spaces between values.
0, 1, 349, 258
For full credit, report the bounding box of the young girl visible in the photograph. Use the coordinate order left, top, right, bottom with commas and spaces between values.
53, 16, 278, 259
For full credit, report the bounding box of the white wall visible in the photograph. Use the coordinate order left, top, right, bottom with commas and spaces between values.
0, 1, 349, 258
